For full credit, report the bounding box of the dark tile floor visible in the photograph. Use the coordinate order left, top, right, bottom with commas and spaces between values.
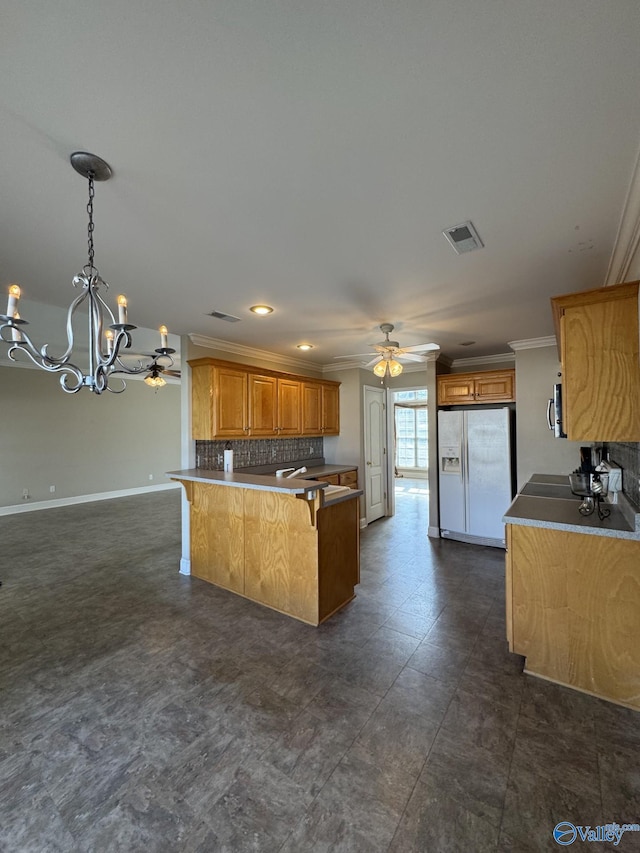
1, 482, 639, 852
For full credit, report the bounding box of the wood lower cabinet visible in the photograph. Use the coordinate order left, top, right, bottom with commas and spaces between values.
338, 469, 358, 489
190, 358, 339, 439
437, 369, 515, 406
182, 479, 360, 625
506, 523, 640, 710
314, 469, 358, 489
551, 280, 640, 441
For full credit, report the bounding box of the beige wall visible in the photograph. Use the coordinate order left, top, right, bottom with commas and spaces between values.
0, 365, 181, 508
513, 345, 583, 488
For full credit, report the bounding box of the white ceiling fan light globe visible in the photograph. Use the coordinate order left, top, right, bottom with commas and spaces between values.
388, 359, 403, 377
373, 360, 388, 378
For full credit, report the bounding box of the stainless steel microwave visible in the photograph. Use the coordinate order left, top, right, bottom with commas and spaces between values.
547, 383, 566, 438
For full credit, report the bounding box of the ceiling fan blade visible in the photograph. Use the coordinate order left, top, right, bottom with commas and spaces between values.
365, 356, 382, 368
397, 353, 427, 363
399, 343, 440, 353
162, 370, 182, 378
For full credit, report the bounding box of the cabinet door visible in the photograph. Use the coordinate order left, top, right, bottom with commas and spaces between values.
248, 373, 278, 436
339, 469, 358, 489
277, 379, 301, 435
505, 524, 513, 651
474, 370, 515, 403
322, 384, 340, 435
316, 474, 340, 485
191, 364, 214, 439
562, 293, 640, 441
437, 375, 476, 405
301, 382, 323, 435
214, 367, 249, 437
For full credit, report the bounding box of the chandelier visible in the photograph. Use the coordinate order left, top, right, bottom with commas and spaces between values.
0, 152, 174, 394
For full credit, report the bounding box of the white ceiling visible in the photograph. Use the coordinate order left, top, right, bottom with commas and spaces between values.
2, 1, 640, 367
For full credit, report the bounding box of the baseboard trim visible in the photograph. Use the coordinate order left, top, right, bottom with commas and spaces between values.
428, 525, 440, 538
0, 482, 180, 516
179, 558, 191, 575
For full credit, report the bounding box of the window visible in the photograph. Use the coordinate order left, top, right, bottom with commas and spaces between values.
394, 394, 428, 470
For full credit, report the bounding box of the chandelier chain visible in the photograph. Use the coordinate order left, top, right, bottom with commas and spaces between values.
87, 173, 95, 272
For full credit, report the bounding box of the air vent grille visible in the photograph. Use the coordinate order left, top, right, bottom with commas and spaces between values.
208, 310, 241, 323
443, 220, 484, 254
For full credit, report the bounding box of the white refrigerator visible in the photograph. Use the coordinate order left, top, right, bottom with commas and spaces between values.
438, 407, 513, 548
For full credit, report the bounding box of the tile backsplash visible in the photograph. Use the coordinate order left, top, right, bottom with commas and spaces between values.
196, 437, 324, 471
606, 441, 640, 509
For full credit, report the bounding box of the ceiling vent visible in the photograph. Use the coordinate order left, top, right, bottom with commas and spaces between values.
443, 220, 484, 254
207, 310, 241, 323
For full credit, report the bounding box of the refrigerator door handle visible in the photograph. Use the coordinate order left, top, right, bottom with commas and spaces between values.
546, 398, 554, 430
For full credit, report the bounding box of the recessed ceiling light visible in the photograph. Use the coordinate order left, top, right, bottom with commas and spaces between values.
249, 305, 273, 315
297, 344, 313, 351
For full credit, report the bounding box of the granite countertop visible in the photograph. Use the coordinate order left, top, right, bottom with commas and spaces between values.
503, 474, 640, 541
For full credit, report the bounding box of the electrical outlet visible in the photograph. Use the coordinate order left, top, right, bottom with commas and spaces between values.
22, 488, 30, 500
49, 485, 56, 493
148, 474, 154, 481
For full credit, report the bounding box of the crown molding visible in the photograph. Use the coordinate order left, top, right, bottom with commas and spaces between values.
508, 336, 556, 351
188, 333, 321, 373
448, 351, 515, 368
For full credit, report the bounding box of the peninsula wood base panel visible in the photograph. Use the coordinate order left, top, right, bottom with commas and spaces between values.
506, 524, 640, 710
184, 481, 359, 626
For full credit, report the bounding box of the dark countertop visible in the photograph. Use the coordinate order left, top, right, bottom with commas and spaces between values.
504, 474, 640, 540
298, 464, 358, 479
166, 468, 362, 507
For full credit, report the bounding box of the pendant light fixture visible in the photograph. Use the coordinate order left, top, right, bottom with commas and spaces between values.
0, 152, 175, 394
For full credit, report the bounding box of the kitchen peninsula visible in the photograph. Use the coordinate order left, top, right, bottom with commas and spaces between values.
169, 469, 362, 625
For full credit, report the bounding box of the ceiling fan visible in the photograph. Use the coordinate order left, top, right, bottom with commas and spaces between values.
119, 351, 181, 387
335, 323, 439, 377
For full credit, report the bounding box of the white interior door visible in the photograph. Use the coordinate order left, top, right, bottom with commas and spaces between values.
364, 386, 387, 523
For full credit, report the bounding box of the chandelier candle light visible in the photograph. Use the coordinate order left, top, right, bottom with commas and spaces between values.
0, 152, 175, 394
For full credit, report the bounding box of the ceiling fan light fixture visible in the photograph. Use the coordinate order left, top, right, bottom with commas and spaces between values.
144, 372, 166, 388
388, 359, 403, 377
373, 360, 388, 378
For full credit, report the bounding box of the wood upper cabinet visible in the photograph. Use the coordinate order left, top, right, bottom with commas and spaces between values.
321, 383, 340, 435
437, 369, 515, 406
248, 373, 277, 436
301, 381, 340, 436
277, 378, 302, 435
551, 280, 640, 441
191, 362, 249, 439
190, 358, 339, 439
